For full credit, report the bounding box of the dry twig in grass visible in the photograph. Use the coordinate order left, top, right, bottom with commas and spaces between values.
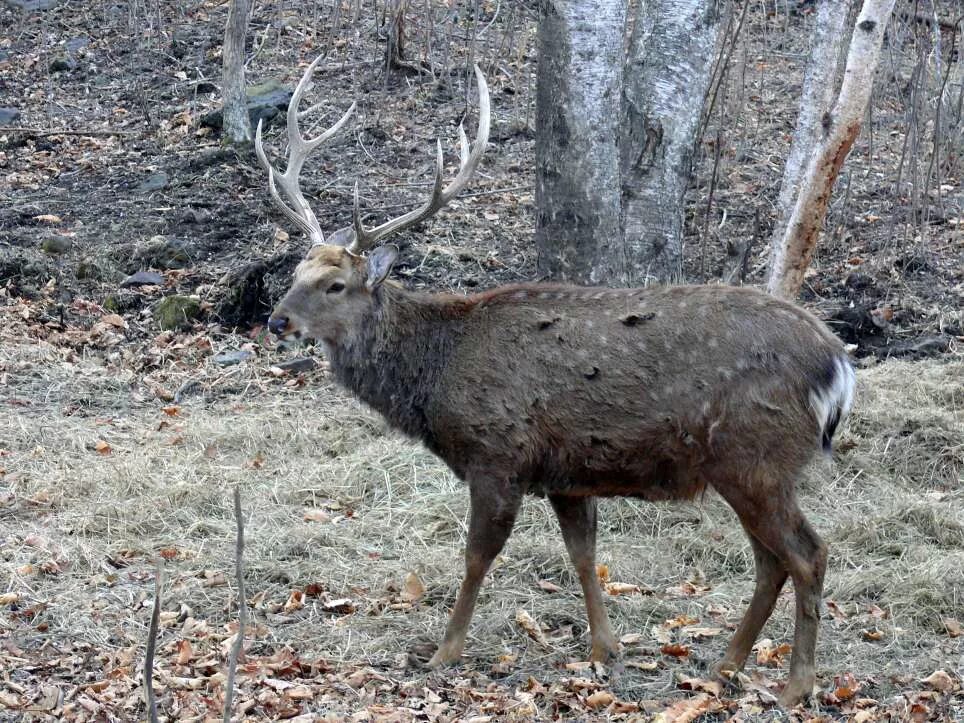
144, 559, 164, 723
223, 485, 247, 723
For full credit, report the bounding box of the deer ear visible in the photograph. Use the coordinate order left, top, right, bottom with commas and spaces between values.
366, 245, 398, 290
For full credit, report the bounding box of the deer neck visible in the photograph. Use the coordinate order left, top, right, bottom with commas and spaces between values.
326, 284, 460, 441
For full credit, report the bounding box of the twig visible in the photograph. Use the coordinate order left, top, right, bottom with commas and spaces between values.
144, 559, 164, 723
0, 126, 141, 137
222, 486, 247, 723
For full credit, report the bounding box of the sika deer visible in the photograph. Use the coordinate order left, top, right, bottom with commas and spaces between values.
256, 58, 855, 708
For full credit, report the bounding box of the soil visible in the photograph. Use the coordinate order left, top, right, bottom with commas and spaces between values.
0, 1, 962, 721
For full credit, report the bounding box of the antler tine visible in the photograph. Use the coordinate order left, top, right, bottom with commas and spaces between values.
347, 64, 491, 255
255, 54, 356, 246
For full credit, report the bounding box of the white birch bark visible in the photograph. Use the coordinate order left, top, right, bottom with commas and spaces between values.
222, 0, 254, 145
771, 0, 850, 251
618, 0, 727, 285
534, 0, 626, 285
767, 0, 898, 299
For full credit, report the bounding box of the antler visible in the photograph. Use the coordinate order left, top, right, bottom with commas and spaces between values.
346, 65, 490, 254
254, 54, 356, 246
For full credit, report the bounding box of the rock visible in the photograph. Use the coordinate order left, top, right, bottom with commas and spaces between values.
212, 350, 255, 367
137, 171, 169, 193
0, 107, 21, 124
120, 270, 165, 288
135, 235, 193, 270
274, 357, 317, 374
65, 37, 88, 53
200, 79, 293, 131
195, 80, 218, 95
40, 235, 71, 255
155, 295, 202, 331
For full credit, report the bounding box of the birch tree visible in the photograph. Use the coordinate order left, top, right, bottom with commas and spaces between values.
222, 0, 254, 145
767, 0, 898, 299
534, 0, 626, 284
617, 0, 727, 284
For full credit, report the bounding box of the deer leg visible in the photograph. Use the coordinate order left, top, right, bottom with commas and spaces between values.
427, 482, 521, 668
714, 533, 788, 681
724, 494, 827, 708
549, 495, 618, 662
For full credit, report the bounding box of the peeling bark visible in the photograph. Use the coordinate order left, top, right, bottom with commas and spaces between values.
617, 0, 727, 285
534, 0, 626, 285
222, 0, 254, 146
767, 0, 898, 299
771, 1, 850, 253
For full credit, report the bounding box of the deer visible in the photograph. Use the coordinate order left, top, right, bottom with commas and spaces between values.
255, 57, 856, 708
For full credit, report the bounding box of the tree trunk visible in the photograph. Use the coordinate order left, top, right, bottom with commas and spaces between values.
767, 0, 898, 299
534, 0, 626, 285
222, 0, 253, 146
618, 0, 727, 285
770, 0, 850, 266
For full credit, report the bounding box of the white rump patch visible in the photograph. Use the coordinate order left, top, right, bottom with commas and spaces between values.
809, 356, 856, 447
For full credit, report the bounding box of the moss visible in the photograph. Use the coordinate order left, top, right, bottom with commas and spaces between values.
155, 295, 202, 331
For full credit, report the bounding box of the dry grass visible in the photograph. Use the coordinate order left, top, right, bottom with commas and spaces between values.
1, 336, 962, 713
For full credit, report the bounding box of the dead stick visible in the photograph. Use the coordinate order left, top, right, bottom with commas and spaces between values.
0, 126, 141, 137
223, 486, 247, 723
144, 559, 164, 723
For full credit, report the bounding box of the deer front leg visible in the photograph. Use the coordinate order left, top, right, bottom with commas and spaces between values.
549, 495, 618, 662
428, 481, 521, 667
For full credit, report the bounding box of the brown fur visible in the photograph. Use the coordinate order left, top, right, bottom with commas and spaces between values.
270, 245, 854, 706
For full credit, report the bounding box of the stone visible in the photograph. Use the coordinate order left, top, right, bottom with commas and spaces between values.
137, 172, 169, 193
120, 270, 165, 288
0, 107, 21, 124
40, 235, 71, 254
135, 235, 193, 270
155, 295, 202, 331
200, 79, 293, 131
274, 357, 317, 374
49, 55, 75, 72
75, 259, 102, 280
212, 350, 255, 367
5, 0, 61, 10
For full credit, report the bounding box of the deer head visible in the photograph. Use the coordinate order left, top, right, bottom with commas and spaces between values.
255, 57, 490, 343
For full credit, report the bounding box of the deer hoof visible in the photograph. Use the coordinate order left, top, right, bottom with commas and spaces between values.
777, 674, 816, 709
426, 645, 462, 669
589, 640, 619, 664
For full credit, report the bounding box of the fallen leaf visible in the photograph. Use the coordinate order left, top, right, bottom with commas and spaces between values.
161, 405, 180, 416
619, 633, 644, 645
515, 609, 550, 648
323, 598, 355, 614
653, 693, 715, 723
625, 660, 659, 671
861, 628, 884, 641
585, 690, 614, 709
678, 677, 722, 696
284, 590, 304, 613
920, 670, 956, 693
942, 618, 961, 638
684, 626, 723, 639
605, 582, 642, 596
754, 638, 792, 667
303, 508, 331, 523
660, 644, 690, 658
537, 579, 562, 593
664, 614, 700, 629
35, 214, 62, 224
596, 564, 609, 583
175, 639, 193, 665
94, 440, 111, 455
401, 571, 425, 602
0, 592, 20, 605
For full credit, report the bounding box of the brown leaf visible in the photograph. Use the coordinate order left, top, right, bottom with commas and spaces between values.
653, 693, 715, 723
94, 439, 111, 455
284, 590, 304, 613
660, 644, 690, 658
684, 626, 723, 639
34, 214, 62, 224
515, 609, 550, 648
663, 614, 700, 629
161, 405, 180, 416
303, 508, 331, 523
920, 670, 956, 693
537, 579, 562, 593
175, 639, 193, 665
101, 313, 127, 329
678, 677, 722, 697
595, 564, 609, 583
605, 582, 642, 596
585, 690, 614, 709
0, 592, 20, 605
861, 627, 884, 641
942, 618, 961, 638
322, 598, 355, 614
401, 571, 425, 602
754, 638, 792, 667
625, 660, 659, 671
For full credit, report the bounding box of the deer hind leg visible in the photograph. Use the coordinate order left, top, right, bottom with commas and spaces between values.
549, 495, 618, 662
427, 482, 521, 668
723, 489, 828, 708
715, 532, 788, 681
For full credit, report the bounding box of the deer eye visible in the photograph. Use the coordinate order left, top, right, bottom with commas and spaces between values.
326, 280, 346, 294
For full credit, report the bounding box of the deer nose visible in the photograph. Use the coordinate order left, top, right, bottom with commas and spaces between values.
267, 316, 289, 336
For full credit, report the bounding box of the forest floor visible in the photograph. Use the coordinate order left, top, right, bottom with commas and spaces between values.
1, 0, 962, 721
